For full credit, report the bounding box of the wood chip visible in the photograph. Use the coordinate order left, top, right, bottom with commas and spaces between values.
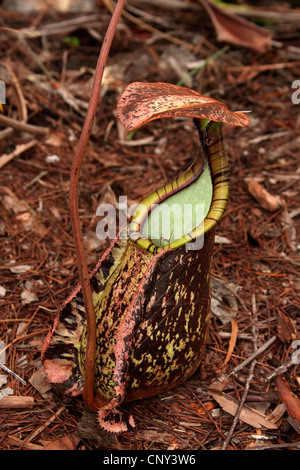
246, 179, 282, 212
0, 395, 34, 408
208, 386, 278, 430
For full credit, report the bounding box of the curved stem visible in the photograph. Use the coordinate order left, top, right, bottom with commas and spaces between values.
69, 0, 126, 408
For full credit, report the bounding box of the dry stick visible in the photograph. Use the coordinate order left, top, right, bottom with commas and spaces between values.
0, 396, 34, 408
17, 35, 54, 83
0, 114, 48, 136
69, 0, 126, 408
23, 406, 66, 444
7, 436, 43, 450
224, 61, 300, 73
30, 14, 102, 36
247, 441, 300, 451
265, 357, 296, 382
221, 294, 258, 450
0, 363, 26, 385
227, 335, 277, 378
0, 59, 28, 144
4, 60, 28, 122
221, 360, 256, 450
103, 0, 194, 50
0, 127, 13, 141
0, 139, 37, 170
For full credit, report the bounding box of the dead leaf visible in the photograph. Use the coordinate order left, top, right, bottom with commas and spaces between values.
215, 235, 231, 245
277, 311, 297, 343
197, 401, 215, 415
44, 131, 64, 147
211, 278, 240, 324
135, 429, 175, 444
29, 369, 52, 398
9, 264, 33, 274
223, 319, 238, 366
21, 289, 38, 305
208, 385, 278, 429
0, 186, 48, 236
0, 285, 6, 297
276, 375, 300, 425
42, 434, 80, 450
0, 375, 8, 387
76, 410, 115, 448
117, 82, 250, 131
0, 387, 13, 400
198, 0, 271, 53
265, 403, 287, 425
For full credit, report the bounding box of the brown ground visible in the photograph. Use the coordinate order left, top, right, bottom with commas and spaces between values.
0, 1, 299, 450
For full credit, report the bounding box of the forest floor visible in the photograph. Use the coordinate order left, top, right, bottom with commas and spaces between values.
0, 0, 299, 451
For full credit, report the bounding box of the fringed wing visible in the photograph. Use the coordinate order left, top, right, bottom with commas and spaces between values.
42, 238, 127, 396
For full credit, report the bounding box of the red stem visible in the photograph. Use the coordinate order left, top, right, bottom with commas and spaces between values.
69, 0, 126, 408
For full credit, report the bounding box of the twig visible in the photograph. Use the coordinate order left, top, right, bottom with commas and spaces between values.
265, 357, 296, 382
0, 363, 26, 385
0, 127, 13, 141
17, 35, 54, 82
7, 435, 43, 450
23, 406, 65, 444
221, 294, 258, 450
227, 335, 277, 377
130, 0, 200, 10
224, 61, 300, 73
247, 441, 300, 451
221, 360, 256, 450
176, 46, 229, 86
69, 0, 126, 408
0, 114, 48, 135
3, 60, 28, 122
0, 330, 48, 358
103, 0, 194, 50
0, 27, 41, 37
217, 5, 300, 23
0, 139, 38, 170
0, 396, 34, 408
28, 14, 103, 36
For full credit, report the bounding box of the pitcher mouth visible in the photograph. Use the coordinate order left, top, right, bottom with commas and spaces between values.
128, 119, 229, 254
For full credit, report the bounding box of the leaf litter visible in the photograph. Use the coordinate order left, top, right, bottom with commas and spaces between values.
0, 0, 299, 451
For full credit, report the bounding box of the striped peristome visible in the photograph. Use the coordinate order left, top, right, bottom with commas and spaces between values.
129, 119, 229, 253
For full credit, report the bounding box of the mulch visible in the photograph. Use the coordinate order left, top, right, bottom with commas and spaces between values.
0, 1, 299, 450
